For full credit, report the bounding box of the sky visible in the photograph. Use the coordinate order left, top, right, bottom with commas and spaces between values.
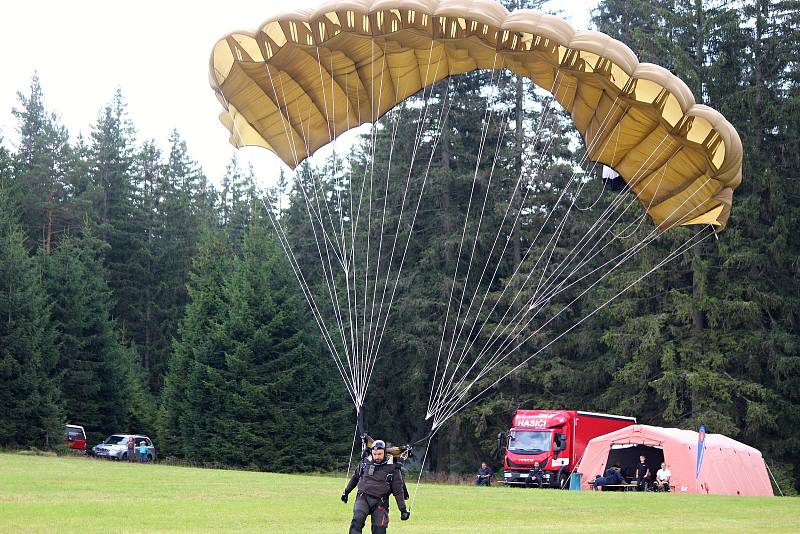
0, 1, 596, 188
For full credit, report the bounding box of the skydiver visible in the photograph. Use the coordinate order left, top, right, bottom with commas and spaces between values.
341, 439, 410, 534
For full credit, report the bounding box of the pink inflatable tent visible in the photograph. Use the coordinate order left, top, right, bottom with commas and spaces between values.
577, 424, 773, 496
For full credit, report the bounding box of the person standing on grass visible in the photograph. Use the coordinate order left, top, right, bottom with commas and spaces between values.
138, 441, 148, 463
127, 436, 135, 462
341, 440, 410, 534
635, 455, 650, 491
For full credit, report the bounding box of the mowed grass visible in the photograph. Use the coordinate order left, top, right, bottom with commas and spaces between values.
0, 453, 797, 533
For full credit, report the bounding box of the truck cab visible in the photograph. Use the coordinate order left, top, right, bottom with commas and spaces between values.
499, 410, 635, 488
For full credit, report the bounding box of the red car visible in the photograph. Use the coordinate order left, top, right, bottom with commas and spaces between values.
64, 424, 87, 452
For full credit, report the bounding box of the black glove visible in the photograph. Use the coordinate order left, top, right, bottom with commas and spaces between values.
400, 510, 410, 521
341, 492, 348, 503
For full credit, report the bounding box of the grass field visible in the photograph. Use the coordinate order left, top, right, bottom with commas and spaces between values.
0, 453, 797, 533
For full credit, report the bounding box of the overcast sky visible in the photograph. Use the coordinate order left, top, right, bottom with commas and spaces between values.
0, 1, 596, 188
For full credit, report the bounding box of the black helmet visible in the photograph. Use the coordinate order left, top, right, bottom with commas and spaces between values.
372, 440, 386, 451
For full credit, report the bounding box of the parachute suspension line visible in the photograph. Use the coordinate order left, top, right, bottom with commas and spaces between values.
216, 88, 357, 401
442, 63, 510, 364
431, 127, 685, 423
408, 426, 438, 514
362, 44, 448, 379
524, 123, 666, 309
365, 42, 443, 369
432, 73, 577, 411
440, 70, 565, 356
275, 73, 346, 266
438, 131, 678, 411
442, 102, 514, 365
345, 70, 363, 406
264, 65, 361, 403
353, 38, 442, 391
346, 418, 359, 479
364, 89, 404, 381
469, 125, 673, 370
294, 102, 357, 381
314, 46, 376, 404
612, 153, 675, 240
358, 42, 386, 401
430, 56, 503, 411
363, 74, 457, 392
435, 223, 716, 428
523, 133, 678, 318
261, 198, 357, 406
432, 224, 716, 430
338, 69, 359, 402
432, 72, 607, 413
433, 172, 718, 426
430, 86, 622, 416
520, 141, 677, 321
282, 81, 359, 390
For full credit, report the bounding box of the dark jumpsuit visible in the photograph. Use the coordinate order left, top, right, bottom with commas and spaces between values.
343, 458, 407, 534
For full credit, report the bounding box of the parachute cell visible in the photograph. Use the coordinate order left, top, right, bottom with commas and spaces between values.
209, 0, 742, 230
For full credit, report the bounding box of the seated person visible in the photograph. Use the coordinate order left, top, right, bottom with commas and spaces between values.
525, 461, 544, 488
475, 462, 493, 486
593, 466, 625, 490
634, 455, 651, 491
655, 462, 671, 492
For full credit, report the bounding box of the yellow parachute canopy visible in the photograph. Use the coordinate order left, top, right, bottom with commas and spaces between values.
209, 0, 742, 230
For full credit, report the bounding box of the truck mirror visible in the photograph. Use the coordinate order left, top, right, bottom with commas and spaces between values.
554, 433, 567, 452
496, 432, 506, 454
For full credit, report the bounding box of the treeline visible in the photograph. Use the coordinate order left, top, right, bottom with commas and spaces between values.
0, 79, 349, 471
0, 0, 798, 492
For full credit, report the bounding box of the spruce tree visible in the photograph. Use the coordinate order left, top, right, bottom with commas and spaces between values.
43, 228, 152, 445
87, 91, 150, 366
11, 75, 76, 251
158, 232, 233, 459
0, 189, 62, 448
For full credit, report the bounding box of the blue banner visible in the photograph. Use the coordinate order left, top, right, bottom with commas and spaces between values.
695, 425, 707, 480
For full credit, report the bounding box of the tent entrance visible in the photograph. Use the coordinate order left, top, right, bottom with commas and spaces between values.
603, 444, 664, 480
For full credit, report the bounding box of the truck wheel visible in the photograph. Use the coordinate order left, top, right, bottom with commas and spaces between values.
147, 454, 154, 463
122, 452, 128, 461
552, 466, 568, 489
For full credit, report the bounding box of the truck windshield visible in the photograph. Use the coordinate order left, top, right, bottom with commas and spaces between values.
509, 431, 551, 453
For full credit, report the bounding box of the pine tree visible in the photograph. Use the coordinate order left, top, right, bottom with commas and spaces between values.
158, 231, 233, 459
160, 218, 349, 470
43, 228, 153, 445
87, 91, 150, 364
0, 189, 62, 448
147, 132, 205, 390
10, 75, 77, 251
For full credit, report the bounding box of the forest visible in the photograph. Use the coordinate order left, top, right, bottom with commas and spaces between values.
0, 0, 798, 492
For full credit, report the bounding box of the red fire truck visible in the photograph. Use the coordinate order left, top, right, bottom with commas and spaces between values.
498, 410, 636, 488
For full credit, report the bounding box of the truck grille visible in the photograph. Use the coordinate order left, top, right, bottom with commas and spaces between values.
506, 458, 533, 469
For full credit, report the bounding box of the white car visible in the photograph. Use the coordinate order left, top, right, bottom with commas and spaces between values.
92, 434, 156, 462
